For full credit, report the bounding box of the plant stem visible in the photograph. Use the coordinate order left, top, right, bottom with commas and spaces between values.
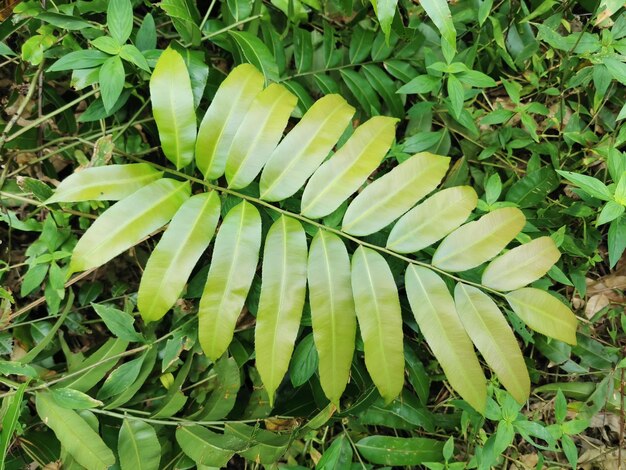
127, 156, 507, 298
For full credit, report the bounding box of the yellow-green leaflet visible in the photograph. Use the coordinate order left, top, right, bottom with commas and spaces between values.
505, 288, 578, 345
432, 207, 526, 272
199, 201, 262, 361
307, 231, 356, 406
138, 192, 220, 323
259, 95, 355, 202
301, 116, 398, 219
351, 246, 404, 404
195, 64, 264, 179
482, 237, 561, 291
70, 179, 190, 273
255, 216, 307, 405
225, 84, 298, 189
342, 152, 450, 236
149, 47, 197, 169
36, 393, 115, 470
405, 266, 486, 413
454, 283, 530, 404
46, 164, 162, 203
386, 186, 478, 253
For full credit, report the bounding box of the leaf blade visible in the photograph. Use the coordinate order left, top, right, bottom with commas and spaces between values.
482, 237, 561, 291
351, 246, 404, 404
301, 116, 398, 219
255, 216, 308, 405
432, 207, 526, 272
308, 231, 356, 405
342, 152, 450, 236
405, 266, 486, 413
149, 47, 197, 169
199, 201, 262, 360
118, 419, 161, 470
454, 283, 530, 404
138, 192, 221, 322
70, 179, 190, 273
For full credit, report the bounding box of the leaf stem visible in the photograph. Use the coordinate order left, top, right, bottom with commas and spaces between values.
127, 156, 506, 298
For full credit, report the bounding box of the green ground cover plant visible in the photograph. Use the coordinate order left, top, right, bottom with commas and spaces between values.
0, 0, 624, 469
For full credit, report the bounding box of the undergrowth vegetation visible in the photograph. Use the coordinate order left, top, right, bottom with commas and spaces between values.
0, 0, 624, 469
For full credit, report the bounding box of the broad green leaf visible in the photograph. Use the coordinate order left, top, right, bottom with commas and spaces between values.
175, 426, 245, 467
99, 55, 125, 113
138, 192, 220, 322
351, 246, 404, 404
47, 49, 110, 72
432, 207, 526, 272
160, 0, 201, 46
107, 0, 133, 44
195, 64, 264, 179
119, 44, 150, 72
229, 31, 280, 83
597, 200, 625, 225
307, 231, 356, 405
356, 435, 444, 466
70, 178, 190, 273
224, 423, 290, 464
556, 170, 612, 201
97, 354, 145, 400
342, 152, 450, 236
289, 333, 318, 387
0, 361, 38, 378
136, 13, 156, 51
447, 74, 464, 118
105, 346, 158, 409
118, 420, 161, 470
36, 393, 115, 470
454, 284, 530, 404
301, 116, 398, 219
482, 237, 561, 291
199, 201, 261, 360
46, 164, 162, 204
420, 0, 456, 60
405, 266, 486, 413
150, 47, 197, 169
91, 303, 144, 342
316, 435, 353, 469
260, 95, 355, 202
362, 64, 404, 117
505, 288, 578, 345
50, 388, 103, 409
340, 68, 381, 115
255, 216, 307, 405
225, 83, 297, 189
387, 186, 477, 253
370, 0, 398, 39
58, 338, 129, 392
194, 356, 240, 420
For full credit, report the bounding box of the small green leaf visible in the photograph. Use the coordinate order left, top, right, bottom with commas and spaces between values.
47, 50, 110, 72
91, 303, 144, 342
119, 44, 150, 72
135, 13, 156, 51
229, 31, 279, 83
370, 0, 398, 39
50, 388, 103, 410
97, 355, 145, 400
91, 36, 122, 55
107, 0, 133, 44
176, 426, 244, 467
447, 74, 464, 118
420, 0, 456, 61
316, 435, 353, 469
0, 360, 38, 378
289, 333, 318, 387
99, 55, 125, 112
356, 436, 444, 466
556, 170, 612, 201
597, 200, 625, 225
118, 419, 161, 470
